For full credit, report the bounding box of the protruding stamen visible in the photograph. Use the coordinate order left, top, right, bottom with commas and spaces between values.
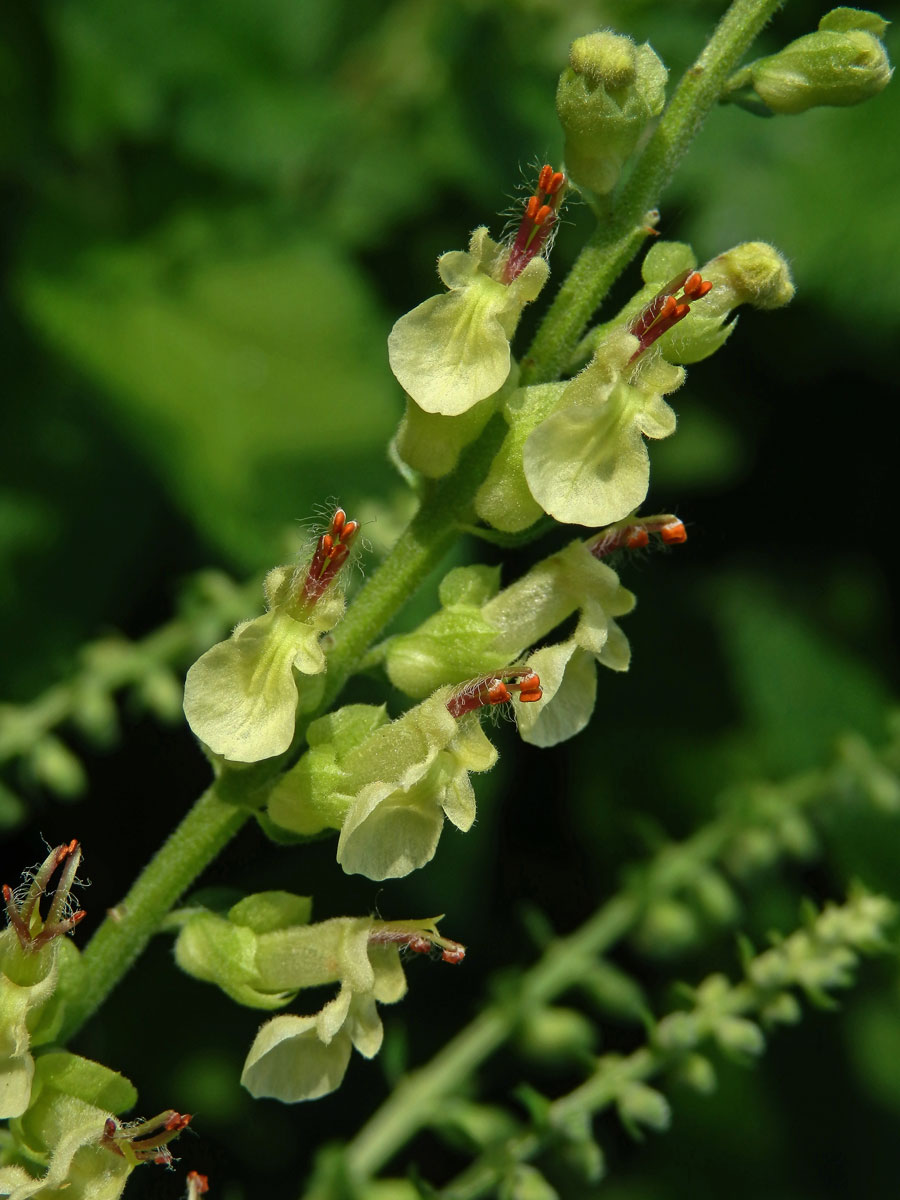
187, 1171, 211, 1199
302, 508, 359, 604
102, 1111, 193, 1167
628, 270, 713, 360
503, 164, 567, 283
588, 514, 688, 560
447, 668, 543, 718
4, 840, 85, 952
369, 918, 466, 965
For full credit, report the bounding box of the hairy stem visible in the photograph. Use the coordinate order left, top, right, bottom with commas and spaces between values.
59, 785, 250, 1041
520, 0, 785, 386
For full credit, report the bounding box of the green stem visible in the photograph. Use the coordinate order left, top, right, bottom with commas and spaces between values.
59, 784, 250, 1041
520, 0, 785, 386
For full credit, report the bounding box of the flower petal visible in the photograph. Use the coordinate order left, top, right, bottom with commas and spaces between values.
516, 641, 598, 748
183, 611, 323, 762
336, 781, 445, 881
241, 1014, 352, 1103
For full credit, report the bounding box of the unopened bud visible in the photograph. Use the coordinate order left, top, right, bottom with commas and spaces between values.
556, 32, 667, 197
703, 243, 794, 312
724, 10, 891, 116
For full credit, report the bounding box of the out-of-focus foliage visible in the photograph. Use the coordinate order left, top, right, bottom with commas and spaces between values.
2, 0, 899, 1197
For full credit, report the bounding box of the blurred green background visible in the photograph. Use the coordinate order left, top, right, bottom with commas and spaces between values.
2, 0, 899, 1197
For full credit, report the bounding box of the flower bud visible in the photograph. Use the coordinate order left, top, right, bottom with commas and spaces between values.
518, 1006, 597, 1062
556, 32, 667, 197
714, 1015, 765, 1058
724, 10, 891, 116
617, 1082, 671, 1133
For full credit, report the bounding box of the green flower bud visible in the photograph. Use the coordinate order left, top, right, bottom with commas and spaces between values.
474, 383, 564, 534
632, 899, 700, 957
676, 1052, 718, 1095
714, 1015, 766, 1058
654, 1010, 701, 1052
499, 1164, 560, 1200
393, 391, 498, 479
28, 736, 86, 798
724, 10, 892, 116
183, 508, 357, 763
557, 32, 668, 197
518, 1006, 597, 1062
761, 991, 803, 1026
617, 1082, 671, 1133
388, 227, 548, 417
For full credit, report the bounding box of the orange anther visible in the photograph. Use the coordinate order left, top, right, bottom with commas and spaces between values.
165, 1113, 192, 1132
525, 196, 539, 221
516, 672, 540, 692
674, 302, 690, 320
660, 519, 687, 544
682, 274, 712, 301
2, 884, 11, 903
657, 295, 678, 321
441, 945, 466, 964
320, 533, 334, 556
342, 520, 359, 541
538, 164, 554, 192
625, 528, 650, 549
407, 936, 431, 955
187, 1172, 210, 1195
547, 171, 565, 194
518, 689, 542, 703
535, 204, 552, 226
486, 680, 511, 705
331, 509, 346, 536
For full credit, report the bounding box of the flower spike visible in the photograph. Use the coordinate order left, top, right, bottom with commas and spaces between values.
503, 164, 567, 283
446, 668, 543, 718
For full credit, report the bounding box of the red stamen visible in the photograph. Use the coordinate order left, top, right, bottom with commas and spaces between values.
369, 922, 467, 965
628, 270, 713, 360
660, 519, 687, 544
447, 669, 543, 717
301, 508, 359, 604
5, 841, 84, 951
588, 514, 688, 559
165, 1113, 192, 1132
502, 164, 567, 283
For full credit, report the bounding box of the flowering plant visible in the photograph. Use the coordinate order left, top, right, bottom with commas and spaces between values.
1, 3, 897, 1198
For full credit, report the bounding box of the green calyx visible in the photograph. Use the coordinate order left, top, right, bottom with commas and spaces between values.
723, 8, 892, 115
556, 31, 668, 198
